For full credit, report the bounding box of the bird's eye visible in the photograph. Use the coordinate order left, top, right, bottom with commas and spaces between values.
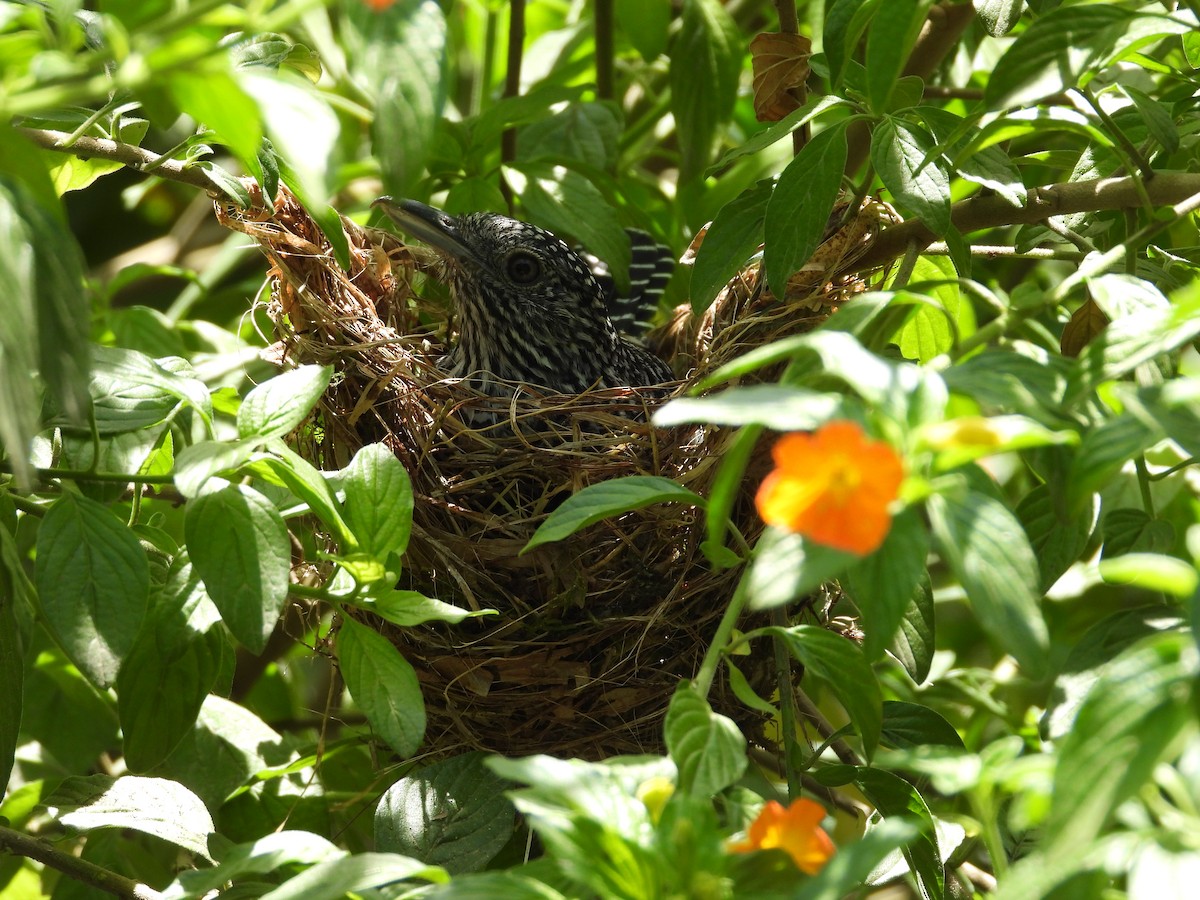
505, 251, 542, 284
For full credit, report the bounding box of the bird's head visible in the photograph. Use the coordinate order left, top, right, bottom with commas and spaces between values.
372, 197, 609, 327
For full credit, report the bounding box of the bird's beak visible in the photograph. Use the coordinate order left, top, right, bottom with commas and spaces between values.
372, 197, 476, 263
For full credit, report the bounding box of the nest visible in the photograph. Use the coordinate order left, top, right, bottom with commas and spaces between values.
216, 186, 893, 759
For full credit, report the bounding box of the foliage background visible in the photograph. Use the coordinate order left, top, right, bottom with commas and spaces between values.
3, 0, 1200, 898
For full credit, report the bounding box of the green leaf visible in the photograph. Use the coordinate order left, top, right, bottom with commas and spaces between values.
168, 69, 263, 171
616, 0, 671, 61
171, 831, 343, 896
974, 0, 1025, 37
522, 476, 703, 553
865, 0, 929, 113
0, 587, 22, 791
689, 179, 770, 313
881, 700, 965, 750
239, 69, 345, 265
1041, 607, 1183, 741
890, 258, 975, 361
747, 528, 858, 611
173, 439, 258, 498
872, 117, 951, 238
768, 624, 883, 760
1015, 484, 1094, 592
653, 385, 842, 430
1125, 85, 1179, 155
35, 493, 150, 688
763, 122, 849, 297
843, 508, 930, 662
823, 0, 876, 90
355, 591, 496, 627
853, 767, 943, 900
45, 775, 216, 861
1068, 280, 1200, 404
0, 175, 90, 485
184, 484, 291, 654
703, 424, 762, 565
664, 682, 747, 796
519, 103, 622, 171
1043, 632, 1196, 857
890, 576, 935, 683
444, 176, 507, 215
238, 364, 331, 441
246, 442, 354, 547
706, 95, 847, 177
1101, 508, 1175, 558
375, 752, 516, 875
118, 557, 226, 772
670, 0, 741, 180
84, 345, 213, 434
338, 616, 426, 757
987, 5, 1191, 108
257, 852, 447, 898
1098, 553, 1198, 598
341, 443, 414, 560
505, 161, 630, 289
927, 489, 1049, 677
1067, 413, 1162, 511
346, 0, 448, 197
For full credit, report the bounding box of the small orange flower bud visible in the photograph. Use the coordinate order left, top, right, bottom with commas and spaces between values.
756, 421, 904, 555
728, 798, 836, 875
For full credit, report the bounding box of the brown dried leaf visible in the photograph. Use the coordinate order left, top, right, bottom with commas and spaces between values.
1060, 296, 1109, 357
750, 32, 812, 122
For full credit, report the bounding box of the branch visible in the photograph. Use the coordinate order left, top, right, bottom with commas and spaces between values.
856, 171, 1200, 270
0, 824, 164, 900
18, 127, 219, 194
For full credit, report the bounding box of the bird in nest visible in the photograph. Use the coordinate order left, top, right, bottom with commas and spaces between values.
373, 198, 675, 419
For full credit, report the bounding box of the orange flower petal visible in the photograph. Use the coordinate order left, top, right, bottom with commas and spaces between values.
756, 421, 903, 555
728, 798, 836, 875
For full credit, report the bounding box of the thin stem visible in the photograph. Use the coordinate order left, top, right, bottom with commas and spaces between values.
889, 241, 921, 290
770, 607, 802, 801
0, 825, 164, 900
1135, 456, 1157, 518
500, 0, 526, 210
694, 571, 751, 698
772, 0, 807, 155
26, 466, 175, 486
1078, 86, 1155, 185
594, 0, 615, 101
1147, 457, 1199, 480
792, 688, 863, 767
18, 127, 218, 193
855, 171, 1200, 271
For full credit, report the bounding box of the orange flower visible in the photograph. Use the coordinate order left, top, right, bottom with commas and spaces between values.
728, 798, 836, 874
362, 0, 397, 9
756, 421, 903, 555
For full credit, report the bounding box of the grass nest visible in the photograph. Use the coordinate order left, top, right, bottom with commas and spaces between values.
216, 185, 894, 759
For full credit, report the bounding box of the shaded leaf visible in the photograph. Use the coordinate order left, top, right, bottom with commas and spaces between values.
670, 0, 742, 179
35, 494, 149, 688
184, 484, 290, 654
767, 624, 883, 760
763, 123, 849, 296
376, 753, 516, 875
46, 775, 215, 861
523, 476, 703, 553
927, 489, 1049, 677
338, 616, 425, 757
664, 682, 747, 796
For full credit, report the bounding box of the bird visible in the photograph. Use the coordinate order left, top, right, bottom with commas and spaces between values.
372, 198, 674, 416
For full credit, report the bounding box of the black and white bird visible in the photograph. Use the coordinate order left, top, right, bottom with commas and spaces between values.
372, 198, 674, 410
